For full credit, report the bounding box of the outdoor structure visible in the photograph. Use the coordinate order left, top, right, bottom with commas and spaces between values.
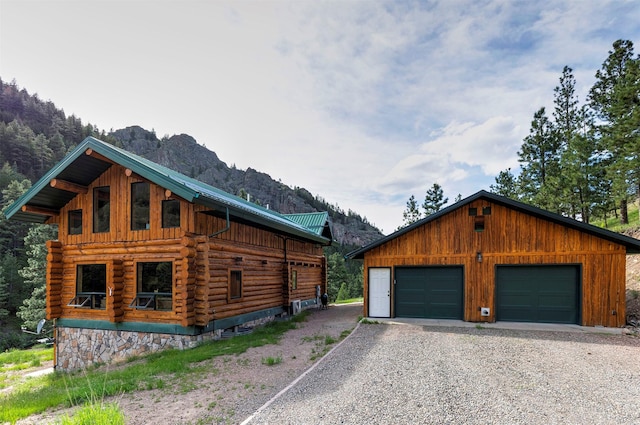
5, 137, 332, 371
348, 190, 640, 327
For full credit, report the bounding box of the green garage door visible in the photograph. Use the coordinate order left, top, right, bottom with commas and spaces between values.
395, 267, 463, 319
496, 265, 579, 324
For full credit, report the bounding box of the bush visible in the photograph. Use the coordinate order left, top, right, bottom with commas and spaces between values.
0, 330, 31, 352
335, 283, 349, 302
59, 402, 125, 425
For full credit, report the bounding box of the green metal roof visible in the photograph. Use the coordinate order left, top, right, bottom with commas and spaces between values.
284, 212, 332, 239
347, 190, 640, 259
4, 137, 332, 245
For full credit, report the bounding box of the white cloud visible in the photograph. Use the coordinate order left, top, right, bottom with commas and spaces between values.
2, 0, 640, 235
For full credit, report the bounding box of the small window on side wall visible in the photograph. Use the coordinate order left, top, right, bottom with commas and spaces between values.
229, 270, 242, 300
291, 270, 298, 290
162, 199, 181, 228
69, 209, 82, 235
474, 216, 485, 232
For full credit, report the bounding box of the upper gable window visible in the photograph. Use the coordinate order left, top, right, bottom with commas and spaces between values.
93, 186, 110, 233
162, 199, 181, 228
131, 182, 150, 230
69, 209, 82, 235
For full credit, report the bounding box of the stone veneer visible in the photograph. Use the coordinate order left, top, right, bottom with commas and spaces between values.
55, 315, 279, 371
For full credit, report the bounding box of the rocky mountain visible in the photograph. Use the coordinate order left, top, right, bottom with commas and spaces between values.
111, 126, 383, 247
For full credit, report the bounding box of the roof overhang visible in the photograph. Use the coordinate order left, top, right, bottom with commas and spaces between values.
347, 190, 640, 259
4, 137, 331, 246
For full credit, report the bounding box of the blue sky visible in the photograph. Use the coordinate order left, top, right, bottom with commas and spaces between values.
1, 0, 639, 234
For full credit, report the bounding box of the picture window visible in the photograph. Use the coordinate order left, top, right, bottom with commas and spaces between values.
130, 261, 173, 311
68, 264, 106, 309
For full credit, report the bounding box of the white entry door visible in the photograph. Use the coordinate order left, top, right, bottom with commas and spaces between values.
369, 268, 391, 317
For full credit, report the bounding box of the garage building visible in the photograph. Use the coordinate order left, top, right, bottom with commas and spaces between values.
348, 191, 640, 327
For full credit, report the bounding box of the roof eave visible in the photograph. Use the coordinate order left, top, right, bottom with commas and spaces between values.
346, 190, 640, 258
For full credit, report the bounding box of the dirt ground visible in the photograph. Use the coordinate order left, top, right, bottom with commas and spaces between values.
15, 303, 363, 425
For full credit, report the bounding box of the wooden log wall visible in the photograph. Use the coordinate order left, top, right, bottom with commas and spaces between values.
363, 200, 627, 327
48, 160, 326, 329
45, 240, 63, 320
58, 164, 184, 244
57, 239, 183, 324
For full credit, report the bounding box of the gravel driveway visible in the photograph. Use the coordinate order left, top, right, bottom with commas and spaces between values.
245, 322, 640, 424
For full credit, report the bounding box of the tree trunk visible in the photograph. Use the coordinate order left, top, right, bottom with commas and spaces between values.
620, 198, 628, 225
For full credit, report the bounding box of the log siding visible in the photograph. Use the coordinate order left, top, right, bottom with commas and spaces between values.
46, 163, 326, 330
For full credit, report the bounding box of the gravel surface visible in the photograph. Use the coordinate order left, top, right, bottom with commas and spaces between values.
246, 323, 640, 425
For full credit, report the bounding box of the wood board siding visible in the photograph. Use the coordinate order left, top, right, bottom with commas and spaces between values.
47, 165, 326, 329
362, 200, 626, 327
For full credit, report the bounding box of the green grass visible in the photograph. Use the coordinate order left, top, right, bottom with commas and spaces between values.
260, 356, 282, 366
0, 312, 309, 424
0, 346, 54, 390
590, 201, 640, 232
59, 402, 125, 425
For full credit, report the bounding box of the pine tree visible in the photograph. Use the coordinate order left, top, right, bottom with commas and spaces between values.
553, 66, 600, 222
400, 195, 422, 228
0, 268, 9, 321
518, 107, 562, 212
16, 224, 58, 330
588, 39, 640, 224
490, 168, 519, 199
423, 183, 448, 216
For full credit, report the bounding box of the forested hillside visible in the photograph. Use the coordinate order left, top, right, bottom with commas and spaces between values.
490, 40, 640, 227
0, 77, 378, 350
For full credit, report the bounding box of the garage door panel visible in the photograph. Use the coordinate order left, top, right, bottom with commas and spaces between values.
395, 267, 463, 319
497, 265, 579, 324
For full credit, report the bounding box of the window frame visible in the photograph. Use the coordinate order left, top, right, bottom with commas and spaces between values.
129, 260, 174, 311
162, 199, 181, 228
131, 181, 150, 231
291, 269, 298, 290
68, 263, 107, 310
93, 186, 111, 233
68, 209, 83, 235
229, 270, 242, 301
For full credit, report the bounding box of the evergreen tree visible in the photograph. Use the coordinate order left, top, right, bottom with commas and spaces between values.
0, 178, 32, 254
0, 253, 24, 314
518, 107, 562, 212
327, 252, 349, 303
400, 195, 422, 228
490, 168, 519, 199
553, 66, 600, 222
0, 268, 8, 321
16, 224, 58, 330
423, 183, 448, 216
588, 39, 640, 224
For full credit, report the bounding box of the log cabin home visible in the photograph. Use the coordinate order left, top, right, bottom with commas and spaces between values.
5, 137, 333, 371
348, 190, 640, 328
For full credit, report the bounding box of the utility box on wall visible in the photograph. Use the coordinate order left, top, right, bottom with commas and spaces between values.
480, 307, 490, 317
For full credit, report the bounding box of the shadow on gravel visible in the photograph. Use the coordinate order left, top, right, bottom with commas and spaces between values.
418, 324, 640, 348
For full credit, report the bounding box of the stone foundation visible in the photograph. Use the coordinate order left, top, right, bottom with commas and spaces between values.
55, 314, 279, 371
